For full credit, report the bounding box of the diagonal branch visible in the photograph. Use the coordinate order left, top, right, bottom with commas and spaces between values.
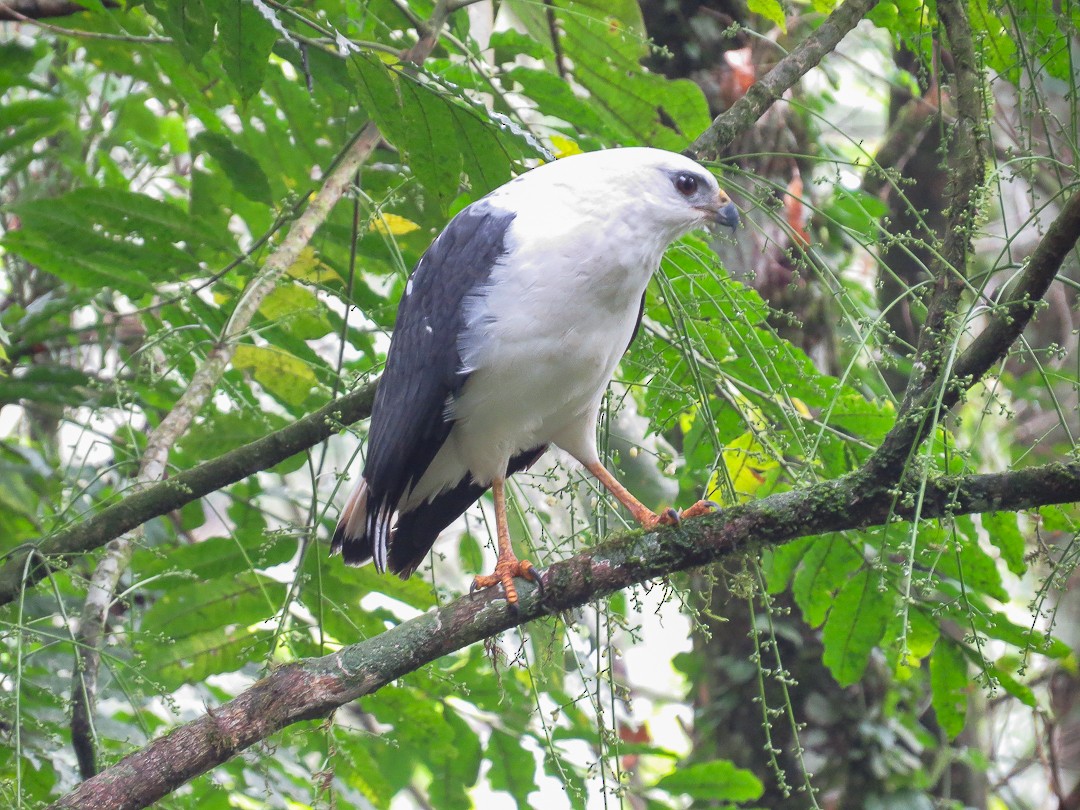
687, 0, 880, 161
49, 460, 1080, 810
862, 0, 991, 480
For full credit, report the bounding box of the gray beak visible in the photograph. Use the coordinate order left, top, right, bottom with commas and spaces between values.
713, 200, 740, 230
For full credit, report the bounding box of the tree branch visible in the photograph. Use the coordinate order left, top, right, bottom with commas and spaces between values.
687, 0, 880, 161
49, 460, 1080, 810
898, 0, 989, 408
864, 183, 1080, 481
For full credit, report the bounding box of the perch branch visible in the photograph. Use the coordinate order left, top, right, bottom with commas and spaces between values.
49, 460, 1080, 810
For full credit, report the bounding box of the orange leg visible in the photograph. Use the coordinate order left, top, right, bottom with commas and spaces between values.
584, 461, 716, 529
471, 477, 541, 608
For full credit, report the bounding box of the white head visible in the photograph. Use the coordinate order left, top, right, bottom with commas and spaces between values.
491, 147, 739, 246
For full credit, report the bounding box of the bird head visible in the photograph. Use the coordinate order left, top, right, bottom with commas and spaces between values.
511, 147, 740, 240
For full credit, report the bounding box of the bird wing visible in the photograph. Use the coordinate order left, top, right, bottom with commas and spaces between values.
344, 201, 517, 568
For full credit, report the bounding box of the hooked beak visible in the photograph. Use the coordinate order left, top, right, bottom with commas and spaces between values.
698, 193, 740, 231
713, 200, 740, 230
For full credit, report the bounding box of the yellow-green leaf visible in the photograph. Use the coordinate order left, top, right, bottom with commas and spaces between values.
747, 0, 787, 32
370, 212, 421, 236
232, 344, 316, 405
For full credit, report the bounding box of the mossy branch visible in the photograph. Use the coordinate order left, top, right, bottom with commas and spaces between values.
49, 460, 1080, 810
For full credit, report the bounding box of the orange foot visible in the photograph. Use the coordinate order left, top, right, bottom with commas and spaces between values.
647, 499, 720, 529
471, 556, 543, 610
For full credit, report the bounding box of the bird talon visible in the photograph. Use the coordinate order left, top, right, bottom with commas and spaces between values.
524, 564, 545, 599
659, 507, 681, 526
679, 499, 719, 520
472, 558, 541, 609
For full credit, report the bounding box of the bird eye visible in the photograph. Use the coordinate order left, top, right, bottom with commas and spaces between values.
674, 173, 698, 196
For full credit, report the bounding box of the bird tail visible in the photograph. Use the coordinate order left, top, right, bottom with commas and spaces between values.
330, 478, 374, 566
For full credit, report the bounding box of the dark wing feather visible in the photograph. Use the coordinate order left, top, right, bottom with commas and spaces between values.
333, 201, 516, 568
389, 444, 548, 577
627, 289, 646, 351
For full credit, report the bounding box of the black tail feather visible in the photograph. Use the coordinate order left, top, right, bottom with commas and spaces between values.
387, 445, 548, 577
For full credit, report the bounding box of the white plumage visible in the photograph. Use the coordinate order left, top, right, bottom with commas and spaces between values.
332, 147, 739, 605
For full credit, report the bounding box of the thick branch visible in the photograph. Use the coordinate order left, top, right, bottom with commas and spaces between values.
866, 184, 1080, 479
688, 0, 880, 161
49, 460, 1080, 810
953, 185, 1080, 384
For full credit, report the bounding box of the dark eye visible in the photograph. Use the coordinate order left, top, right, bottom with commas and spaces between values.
674, 173, 698, 196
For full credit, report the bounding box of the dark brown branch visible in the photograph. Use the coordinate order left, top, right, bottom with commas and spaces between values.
687, 0, 880, 161
953, 185, 1080, 385
0, 0, 115, 20
49, 460, 1080, 810
865, 184, 1080, 480
900, 0, 989, 406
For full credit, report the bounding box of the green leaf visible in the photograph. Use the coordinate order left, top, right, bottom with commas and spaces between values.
232, 344, 318, 406
927, 520, 1008, 602
4, 188, 222, 297
457, 532, 484, 575
132, 532, 296, 582
891, 606, 939, 677
215, 0, 279, 102
747, 0, 788, 31
487, 729, 539, 806
930, 640, 969, 738
175, 410, 290, 462
140, 571, 284, 639
144, 0, 215, 68
192, 131, 273, 204
762, 535, 814, 594
982, 511, 1027, 576
822, 568, 890, 685
136, 572, 286, 689
428, 708, 482, 809
653, 759, 764, 802
823, 186, 888, 240
348, 53, 540, 207
990, 659, 1038, 708
792, 534, 864, 627
257, 282, 333, 340
975, 609, 1071, 659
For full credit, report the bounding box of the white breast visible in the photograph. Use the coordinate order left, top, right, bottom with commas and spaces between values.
401, 201, 665, 508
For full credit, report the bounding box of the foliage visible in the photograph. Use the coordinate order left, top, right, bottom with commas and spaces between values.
1, 0, 1078, 808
